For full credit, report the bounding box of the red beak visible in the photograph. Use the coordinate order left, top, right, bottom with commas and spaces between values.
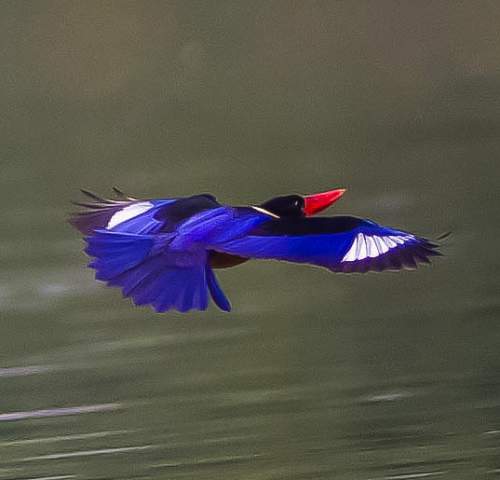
303, 188, 346, 216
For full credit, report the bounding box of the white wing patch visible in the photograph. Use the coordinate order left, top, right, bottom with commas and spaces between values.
107, 201, 154, 229
341, 233, 414, 263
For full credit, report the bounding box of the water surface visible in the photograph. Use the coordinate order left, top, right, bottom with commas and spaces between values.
1, 2, 499, 479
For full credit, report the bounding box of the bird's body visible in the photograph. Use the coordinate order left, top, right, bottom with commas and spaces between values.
70, 188, 441, 313
209, 251, 249, 269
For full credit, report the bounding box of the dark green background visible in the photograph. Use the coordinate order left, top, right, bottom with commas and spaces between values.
0, 2, 498, 478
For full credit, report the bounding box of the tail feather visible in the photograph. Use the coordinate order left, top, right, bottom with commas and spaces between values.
125, 260, 209, 312
85, 230, 215, 312
151, 266, 209, 313
70, 208, 125, 235
68, 188, 144, 234
206, 266, 231, 312
86, 230, 154, 280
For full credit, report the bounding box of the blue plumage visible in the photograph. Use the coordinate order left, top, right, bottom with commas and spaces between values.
206, 265, 231, 312
86, 230, 211, 312
211, 221, 438, 273
75, 194, 270, 312
70, 189, 443, 313
123, 260, 208, 313
86, 231, 154, 274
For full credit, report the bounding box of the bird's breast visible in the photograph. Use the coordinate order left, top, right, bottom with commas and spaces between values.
209, 251, 249, 269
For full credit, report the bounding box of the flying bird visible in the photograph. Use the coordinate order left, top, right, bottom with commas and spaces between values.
70, 187, 442, 313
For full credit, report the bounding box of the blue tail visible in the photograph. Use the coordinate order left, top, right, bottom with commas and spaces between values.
85, 230, 220, 313
85, 230, 154, 280
206, 266, 231, 312
115, 257, 209, 312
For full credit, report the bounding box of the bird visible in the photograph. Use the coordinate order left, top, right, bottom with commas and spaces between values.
69, 187, 442, 313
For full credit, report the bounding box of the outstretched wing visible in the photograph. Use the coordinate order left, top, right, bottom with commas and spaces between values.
77, 202, 273, 313
69, 189, 222, 235
69, 188, 172, 235
85, 229, 212, 312
211, 216, 441, 273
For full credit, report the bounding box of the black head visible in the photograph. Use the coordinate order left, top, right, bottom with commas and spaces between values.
260, 195, 305, 217
259, 189, 347, 218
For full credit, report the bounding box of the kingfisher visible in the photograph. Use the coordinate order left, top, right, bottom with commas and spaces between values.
70, 187, 442, 313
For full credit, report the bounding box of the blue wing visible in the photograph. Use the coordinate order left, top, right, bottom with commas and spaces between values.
85, 229, 211, 312
211, 216, 441, 273
77, 199, 271, 312
70, 190, 227, 235
69, 188, 178, 235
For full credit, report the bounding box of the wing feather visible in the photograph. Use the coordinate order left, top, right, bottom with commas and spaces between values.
69, 188, 176, 235
212, 216, 441, 273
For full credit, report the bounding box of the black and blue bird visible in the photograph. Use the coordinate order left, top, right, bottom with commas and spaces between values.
70, 187, 441, 313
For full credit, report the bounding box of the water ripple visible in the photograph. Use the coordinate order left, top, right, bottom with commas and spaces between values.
0, 365, 55, 378
152, 453, 262, 469
369, 472, 446, 480
0, 403, 122, 422
0, 430, 130, 448
21, 476, 76, 480
21, 444, 156, 461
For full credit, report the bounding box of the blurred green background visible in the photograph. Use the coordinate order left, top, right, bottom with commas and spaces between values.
0, 1, 499, 479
